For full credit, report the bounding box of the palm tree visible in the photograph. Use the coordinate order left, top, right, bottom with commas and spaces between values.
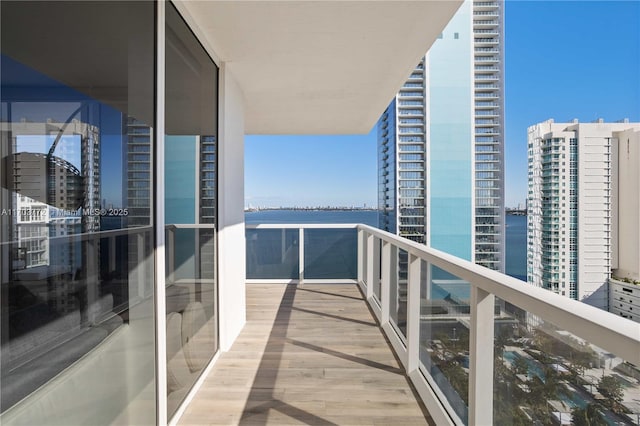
513, 355, 529, 376
571, 403, 607, 426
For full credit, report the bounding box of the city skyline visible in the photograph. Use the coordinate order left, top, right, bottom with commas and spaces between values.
245, 0, 640, 208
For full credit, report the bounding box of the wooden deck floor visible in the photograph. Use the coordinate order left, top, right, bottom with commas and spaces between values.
178, 284, 433, 426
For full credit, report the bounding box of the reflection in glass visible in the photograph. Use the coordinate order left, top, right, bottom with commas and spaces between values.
164, 2, 219, 419
165, 226, 217, 415
419, 265, 471, 424
246, 229, 299, 280
389, 248, 408, 337
494, 301, 640, 425
1, 1, 155, 424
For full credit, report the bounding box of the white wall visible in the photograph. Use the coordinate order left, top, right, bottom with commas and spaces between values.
614, 129, 640, 280
217, 65, 247, 351
576, 128, 612, 308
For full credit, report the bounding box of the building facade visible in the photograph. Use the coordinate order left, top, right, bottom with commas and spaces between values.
527, 119, 640, 309
609, 125, 640, 322
378, 0, 505, 270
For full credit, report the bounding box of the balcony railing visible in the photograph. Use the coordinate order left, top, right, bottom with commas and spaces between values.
246, 223, 640, 425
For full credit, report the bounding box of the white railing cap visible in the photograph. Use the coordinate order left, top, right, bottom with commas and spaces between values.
357, 223, 640, 365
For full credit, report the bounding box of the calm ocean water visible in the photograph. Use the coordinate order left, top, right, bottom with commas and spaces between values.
245, 209, 527, 281
505, 214, 527, 281
245, 209, 379, 226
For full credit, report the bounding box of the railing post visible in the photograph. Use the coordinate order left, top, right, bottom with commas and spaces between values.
298, 227, 304, 285
109, 235, 116, 274
85, 236, 98, 324
137, 231, 148, 298
366, 234, 375, 300
281, 229, 286, 262
406, 254, 421, 372
167, 226, 175, 285
381, 241, 391, 324
357, 228, 364, 284
469, 286, 495, 426
194, 227, 201, 281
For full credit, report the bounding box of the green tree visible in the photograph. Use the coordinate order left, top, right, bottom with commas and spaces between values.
571, 346, 596, 376
441, 362, 469, 404
571, 403, 607, 426
495, 328, 511, 359
513, 355, 529, 376
597, 375, 624, 413
526, 366, 564, 425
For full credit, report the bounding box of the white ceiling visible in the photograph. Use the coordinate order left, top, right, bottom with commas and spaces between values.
177, 1, 462, 135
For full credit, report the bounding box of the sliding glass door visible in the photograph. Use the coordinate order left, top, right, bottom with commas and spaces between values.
164, 2, 219, 419
1, 1, 156, 424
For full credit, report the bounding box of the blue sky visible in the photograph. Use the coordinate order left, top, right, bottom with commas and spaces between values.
246, 1, 640, 208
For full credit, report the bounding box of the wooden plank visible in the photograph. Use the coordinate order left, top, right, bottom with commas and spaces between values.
178, 284, 433, 426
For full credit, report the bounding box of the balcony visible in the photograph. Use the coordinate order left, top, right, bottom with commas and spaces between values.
475, 65, 500, 73
475, 75, 499, 82
180, 223, 640, 425
179, 283, 432, 425
473, 20, 499, 27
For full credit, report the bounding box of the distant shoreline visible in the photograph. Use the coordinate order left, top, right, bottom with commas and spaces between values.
245, 207, 377, 212
246, 207, 527, 215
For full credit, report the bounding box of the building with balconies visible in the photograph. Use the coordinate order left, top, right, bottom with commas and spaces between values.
1, 2, 638, 426
527, 119, 640, 311
378, 0, 505, 272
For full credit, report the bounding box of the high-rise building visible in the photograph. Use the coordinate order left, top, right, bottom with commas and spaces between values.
1, 120, 100, 315
527, 119, 640, 309
378, 0, 505, 270
125, 117, 152, 227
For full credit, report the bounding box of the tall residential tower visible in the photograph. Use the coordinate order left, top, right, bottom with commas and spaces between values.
378, 0, 505, 270
527, 119, 640, 309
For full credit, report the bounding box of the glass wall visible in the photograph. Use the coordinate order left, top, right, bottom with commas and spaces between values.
493, 301, 640, 425
389, 248, 408, 337
1, 1, 156, 424
165, 2, 219, 419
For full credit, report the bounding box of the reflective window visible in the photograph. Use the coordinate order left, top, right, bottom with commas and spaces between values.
164, 2, 218, 419
1, 1, 156, 424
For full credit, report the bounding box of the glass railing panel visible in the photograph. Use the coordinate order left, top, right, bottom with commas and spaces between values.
246, 228, 299, 279
373, 239, 382, 303
389, 248, 408, 337
419, 264, 471, 424
493, 300, 639, 425
304, 228, 357, 280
